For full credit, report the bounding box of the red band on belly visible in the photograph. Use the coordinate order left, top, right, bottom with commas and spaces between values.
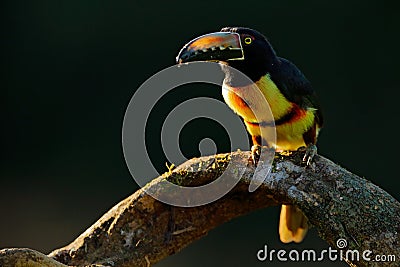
246, 104, 307, 126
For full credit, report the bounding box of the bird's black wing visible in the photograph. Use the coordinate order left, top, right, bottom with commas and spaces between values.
269, 57, 323, 127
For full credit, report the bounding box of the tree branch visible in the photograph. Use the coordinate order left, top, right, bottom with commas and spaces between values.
1, 151, 399, 267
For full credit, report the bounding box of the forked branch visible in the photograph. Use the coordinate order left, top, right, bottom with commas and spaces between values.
1, 151, 399, 267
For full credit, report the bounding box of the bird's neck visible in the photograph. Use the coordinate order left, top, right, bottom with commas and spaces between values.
222, 52, 279, 86
221, 61, 274, 87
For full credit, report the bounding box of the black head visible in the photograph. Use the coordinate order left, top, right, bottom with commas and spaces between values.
177, 27, 279, 84
220, 27, 278, 83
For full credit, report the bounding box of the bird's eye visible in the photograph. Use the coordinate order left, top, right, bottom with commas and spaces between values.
244, 37, 252, 45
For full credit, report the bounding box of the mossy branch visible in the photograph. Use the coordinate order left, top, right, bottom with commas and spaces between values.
1, 151, 399, 267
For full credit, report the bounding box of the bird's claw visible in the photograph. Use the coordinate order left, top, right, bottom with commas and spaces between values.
302, 144, 317, 166
251, 145, 262, 166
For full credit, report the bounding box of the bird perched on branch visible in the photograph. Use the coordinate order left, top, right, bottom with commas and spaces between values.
176, 27, 323, 243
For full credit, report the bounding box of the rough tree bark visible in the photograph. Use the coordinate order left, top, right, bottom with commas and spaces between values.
0, 151, 399, 267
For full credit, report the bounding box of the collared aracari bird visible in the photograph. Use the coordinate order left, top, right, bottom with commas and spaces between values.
176, 27, 323, 243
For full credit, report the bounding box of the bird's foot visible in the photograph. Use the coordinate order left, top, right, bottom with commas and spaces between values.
251, 145, 262, 166
301, 144, 317, 166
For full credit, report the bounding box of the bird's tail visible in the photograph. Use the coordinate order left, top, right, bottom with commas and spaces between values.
279, 204, 308, 243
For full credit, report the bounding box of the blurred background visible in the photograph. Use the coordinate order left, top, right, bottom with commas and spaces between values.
1, 0, 399, 266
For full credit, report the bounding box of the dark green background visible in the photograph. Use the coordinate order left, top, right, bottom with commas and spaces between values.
2, 1, 399, 266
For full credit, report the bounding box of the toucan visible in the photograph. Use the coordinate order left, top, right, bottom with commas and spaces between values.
176, 27, 323, 243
